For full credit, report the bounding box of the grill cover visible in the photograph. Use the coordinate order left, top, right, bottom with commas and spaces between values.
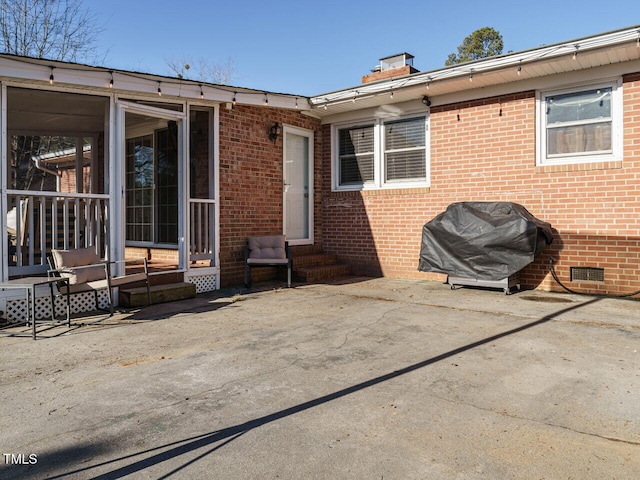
418, 202, 553, 281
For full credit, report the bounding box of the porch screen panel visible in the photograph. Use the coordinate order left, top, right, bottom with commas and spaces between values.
338, 125, 374, 185
189, 110, 212, 199
126, 135, 154, 242
156, 126, 179, 244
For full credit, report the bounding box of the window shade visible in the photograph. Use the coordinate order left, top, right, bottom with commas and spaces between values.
384, 117, 426, 182
338, 125, 374, 184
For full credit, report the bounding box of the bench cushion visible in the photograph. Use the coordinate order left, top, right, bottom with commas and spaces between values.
52, 247, 106, 285
248, 235, 287, 260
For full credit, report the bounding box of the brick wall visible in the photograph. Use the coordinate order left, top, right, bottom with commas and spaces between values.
219, 104, 322, 286
321, 74, 640, 295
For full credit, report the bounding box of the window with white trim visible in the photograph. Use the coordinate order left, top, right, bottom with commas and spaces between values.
334, 115, 429, 190
537, 80, 622, 165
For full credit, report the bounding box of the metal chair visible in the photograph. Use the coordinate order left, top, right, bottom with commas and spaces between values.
244, 235, 292, 288
48, 246, 151, 315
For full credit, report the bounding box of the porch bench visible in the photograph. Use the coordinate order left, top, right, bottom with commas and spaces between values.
244, 235, 292, 288
48, 247, 151, 316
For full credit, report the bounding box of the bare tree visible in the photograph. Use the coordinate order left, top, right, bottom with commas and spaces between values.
0, 0, 103, 62
166, 55, 237, 85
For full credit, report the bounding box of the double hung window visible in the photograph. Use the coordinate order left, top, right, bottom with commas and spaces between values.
537, 80, 622, 165
335, 115, 429, 190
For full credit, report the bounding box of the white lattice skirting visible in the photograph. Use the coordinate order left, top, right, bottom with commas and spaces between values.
5, 290, 111, 323
186, 274, 217, 294
4, 273, 217, 322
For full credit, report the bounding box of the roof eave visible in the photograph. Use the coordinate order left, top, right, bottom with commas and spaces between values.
310, 25, 640, 115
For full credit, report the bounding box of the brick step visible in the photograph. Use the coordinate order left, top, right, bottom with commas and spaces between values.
292, 253, 339, 268
119, 281, 196, 308
294, 263, 352, 283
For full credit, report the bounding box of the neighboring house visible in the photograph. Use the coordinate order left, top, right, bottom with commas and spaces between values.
310, 26, 640, 297
1, 25, 639, 321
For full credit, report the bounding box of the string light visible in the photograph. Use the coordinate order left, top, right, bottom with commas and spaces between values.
49, 66, 54, 84
469, 72, 474, 82
157, 81, 162, 96
109, 71, 114, 88
199, 84, 204, 99
232, 92, 237, 106
390, 89, 394, 99
263, 93, 268, 106
295, 97, 299, 109
517, 65, 522, 75
573, 45, 579, 60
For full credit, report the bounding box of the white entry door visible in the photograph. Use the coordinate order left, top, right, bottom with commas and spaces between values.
283, 126, 313, 245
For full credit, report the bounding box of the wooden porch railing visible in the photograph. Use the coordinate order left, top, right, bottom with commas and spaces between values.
6, 190, 109, 277
189, 198, 216, 266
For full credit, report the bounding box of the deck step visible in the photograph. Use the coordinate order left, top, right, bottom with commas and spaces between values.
119, 281, 196, 307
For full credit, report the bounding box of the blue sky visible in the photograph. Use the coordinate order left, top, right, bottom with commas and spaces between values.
89, 0, 639, 97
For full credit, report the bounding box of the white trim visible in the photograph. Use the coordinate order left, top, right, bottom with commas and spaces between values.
535, 77, 623, 166
0, 54, 307, 110
179, 108, 188, 271
332, 112, 430, 192
213, 104, 221, 288
310, 26, 640, 109
283, 125, 314, 246
1, 83, 7, 286
185, 104, 219, 281
116, 99, 188, 274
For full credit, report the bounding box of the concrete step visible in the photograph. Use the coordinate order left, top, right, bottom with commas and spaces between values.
294, 263, 352, 283
119, 281, 196, 308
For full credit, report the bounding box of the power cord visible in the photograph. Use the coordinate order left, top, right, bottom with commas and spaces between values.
548, 257, 640, 298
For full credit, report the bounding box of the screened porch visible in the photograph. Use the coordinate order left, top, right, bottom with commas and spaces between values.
3, 87, 216, 282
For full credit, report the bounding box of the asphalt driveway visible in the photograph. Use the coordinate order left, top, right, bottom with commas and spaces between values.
1, 277, 638, 479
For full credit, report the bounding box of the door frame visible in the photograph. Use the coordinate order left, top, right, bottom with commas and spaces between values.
283, 125, 314, 246
115, 99, 187, 274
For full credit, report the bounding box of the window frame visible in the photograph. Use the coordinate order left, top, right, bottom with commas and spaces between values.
536, 79, 623, 166
332, 113, 430, 191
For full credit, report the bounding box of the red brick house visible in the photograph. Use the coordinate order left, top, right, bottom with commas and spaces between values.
310, 27, 640, 296
1, 25, 639, 321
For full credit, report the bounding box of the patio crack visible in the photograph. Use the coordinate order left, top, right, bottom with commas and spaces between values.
130, 303, 412, 413
288, 303, 410, 369
427, 392, 640, 446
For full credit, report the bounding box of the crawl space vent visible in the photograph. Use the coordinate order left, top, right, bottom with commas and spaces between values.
570, 266, 605, 283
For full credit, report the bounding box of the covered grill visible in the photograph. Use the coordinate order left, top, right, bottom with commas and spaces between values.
418, 202, 553, 293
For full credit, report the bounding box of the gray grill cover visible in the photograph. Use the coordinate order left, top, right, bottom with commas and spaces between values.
418, 202, 553, 280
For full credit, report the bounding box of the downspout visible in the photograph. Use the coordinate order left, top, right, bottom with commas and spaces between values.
33, 157, 62, 191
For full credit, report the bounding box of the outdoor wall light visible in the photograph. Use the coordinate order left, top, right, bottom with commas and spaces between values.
269, 122, 281, 143
422, 96, 431, 106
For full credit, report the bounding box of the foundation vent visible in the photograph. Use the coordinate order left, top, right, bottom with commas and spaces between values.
570, 266, 604, 283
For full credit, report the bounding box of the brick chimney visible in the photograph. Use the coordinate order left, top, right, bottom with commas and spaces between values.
362, 53, 419, 84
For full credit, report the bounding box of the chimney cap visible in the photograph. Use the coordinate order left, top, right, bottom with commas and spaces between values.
379, 53, 414, 71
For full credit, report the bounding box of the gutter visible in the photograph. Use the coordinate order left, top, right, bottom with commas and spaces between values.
310, 25, 640, 109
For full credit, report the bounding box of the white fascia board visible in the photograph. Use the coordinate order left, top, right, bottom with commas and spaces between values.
0, 55, 307, 110
310, 26, 640, 107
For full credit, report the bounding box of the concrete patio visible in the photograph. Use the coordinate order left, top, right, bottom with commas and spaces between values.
0, 277, 638, 479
